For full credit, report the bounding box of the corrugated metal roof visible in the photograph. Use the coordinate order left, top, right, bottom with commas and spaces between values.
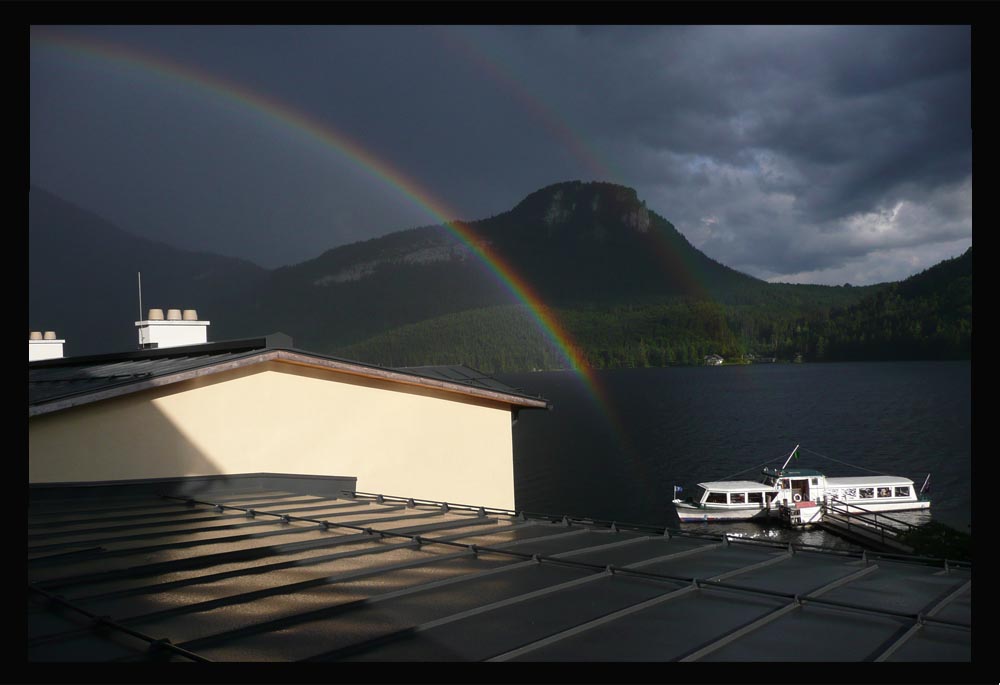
398, 364, 532, 396
28, 352, 249, 406
28, 484, 971, 662
29, 339, 549, 413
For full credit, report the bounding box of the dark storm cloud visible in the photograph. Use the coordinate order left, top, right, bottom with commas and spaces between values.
30, 25, 970, 283
588, 27, 970, 201
561, 25, 971, 282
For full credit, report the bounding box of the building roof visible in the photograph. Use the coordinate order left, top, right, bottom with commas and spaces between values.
397, 364, 527, 395
28, 480, 971, 663
28, 335, 550, 417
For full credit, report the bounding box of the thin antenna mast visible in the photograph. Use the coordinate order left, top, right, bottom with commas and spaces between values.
780, 444, 800, 470
137, 272, 144, 350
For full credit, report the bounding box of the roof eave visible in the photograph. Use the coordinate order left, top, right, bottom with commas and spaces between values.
29, 348, 550, 417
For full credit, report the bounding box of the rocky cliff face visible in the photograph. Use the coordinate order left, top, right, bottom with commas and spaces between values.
511, 181, 651, 239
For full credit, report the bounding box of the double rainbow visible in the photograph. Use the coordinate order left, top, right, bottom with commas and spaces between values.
32, 29, 626, 425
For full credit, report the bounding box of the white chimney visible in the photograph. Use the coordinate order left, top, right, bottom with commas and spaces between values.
135, 308, 210, 349
29, 330, 65, 361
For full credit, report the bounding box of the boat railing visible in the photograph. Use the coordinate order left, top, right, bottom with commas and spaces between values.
824, 497, 918, 531
822, 498, 918, 549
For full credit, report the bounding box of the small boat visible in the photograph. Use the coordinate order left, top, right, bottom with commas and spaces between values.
672, 445, 931, 525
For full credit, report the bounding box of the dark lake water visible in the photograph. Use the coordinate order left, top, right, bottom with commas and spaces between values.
499, 361, 971, 550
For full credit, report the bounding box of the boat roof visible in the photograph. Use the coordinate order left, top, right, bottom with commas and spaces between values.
699, 480, 775, 492
763, 467, 826, 478
825, 476, 915, 486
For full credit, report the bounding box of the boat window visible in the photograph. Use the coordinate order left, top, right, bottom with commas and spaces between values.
859, 488, 875, 499
895, 486, 910, 497
877, 487, 892, 498
706, 492, 727, 504
748, 492, 763, 503
811, 478, 818, 486
765, 492, 777, 502
730, 493, 746, 504
780, 479, 790, 489
844, 488, 857, 499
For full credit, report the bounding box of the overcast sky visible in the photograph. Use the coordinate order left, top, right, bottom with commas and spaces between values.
30, 25, 970, 285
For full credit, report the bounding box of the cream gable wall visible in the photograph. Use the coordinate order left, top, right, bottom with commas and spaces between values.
29, 361, 517, 510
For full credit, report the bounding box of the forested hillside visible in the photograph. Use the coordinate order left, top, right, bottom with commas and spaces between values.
32, 182, 968, 370
803, 248, 971, 361
337, 250, 971, 373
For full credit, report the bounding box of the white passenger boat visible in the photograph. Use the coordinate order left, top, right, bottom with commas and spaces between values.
672, 445, 930, 524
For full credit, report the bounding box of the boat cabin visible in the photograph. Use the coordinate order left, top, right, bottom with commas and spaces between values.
760, 468, 924, 509
761, 467, 826, 504
822, 476, 921, 506
694, 480, 778, 509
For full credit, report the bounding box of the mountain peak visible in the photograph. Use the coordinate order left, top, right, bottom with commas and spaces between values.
509, 181, 650, 234
514, 180, 643, 211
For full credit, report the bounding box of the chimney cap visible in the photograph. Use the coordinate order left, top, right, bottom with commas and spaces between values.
30, 331, 43, 340
43, 331, 57, 340
166, 309, 182, 321
182, 309, 199, 321
148, 308, 164, 321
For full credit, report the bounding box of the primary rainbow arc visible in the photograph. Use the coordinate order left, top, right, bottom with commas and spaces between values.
33, 30, 624, 420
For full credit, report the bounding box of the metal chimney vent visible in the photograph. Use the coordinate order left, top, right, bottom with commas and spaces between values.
29, 330, 65, 361
136, 307, 210, 349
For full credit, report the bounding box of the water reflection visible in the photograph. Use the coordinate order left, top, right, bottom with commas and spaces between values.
677, 507, 936, 552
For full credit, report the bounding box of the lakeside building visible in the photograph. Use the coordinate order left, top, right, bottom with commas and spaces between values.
29, 334, 548, 511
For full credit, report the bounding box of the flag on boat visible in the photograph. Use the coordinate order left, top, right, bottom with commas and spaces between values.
673, 485, 683, 499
